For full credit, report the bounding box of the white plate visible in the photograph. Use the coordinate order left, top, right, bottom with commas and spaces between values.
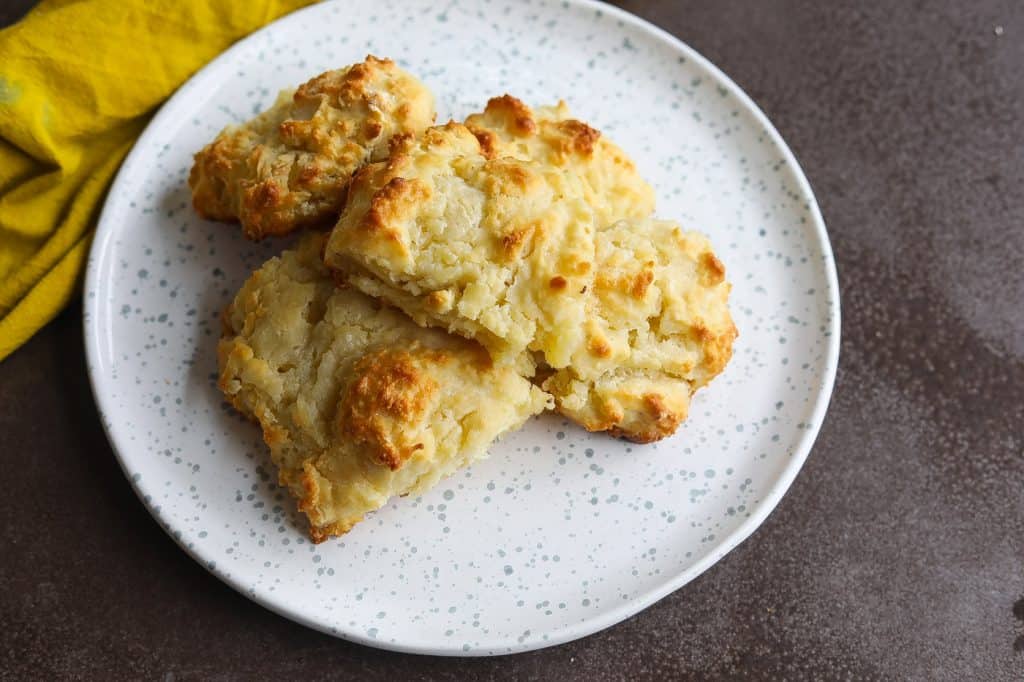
84, 0, 839, 656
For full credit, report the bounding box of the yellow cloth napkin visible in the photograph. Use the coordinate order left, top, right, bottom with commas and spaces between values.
0, 0, 313, 361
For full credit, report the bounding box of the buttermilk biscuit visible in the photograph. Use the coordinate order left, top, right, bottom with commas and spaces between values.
323, 121, 597, 368
218, 233, 551, 541
190, 56, 435, 240
542, 218, 736, 442
464, 95, 655, 226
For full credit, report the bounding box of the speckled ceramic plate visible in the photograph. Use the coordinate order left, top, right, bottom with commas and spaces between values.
84, 0, 838, 656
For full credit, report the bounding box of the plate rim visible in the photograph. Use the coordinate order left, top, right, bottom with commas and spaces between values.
83, 0, 841, 656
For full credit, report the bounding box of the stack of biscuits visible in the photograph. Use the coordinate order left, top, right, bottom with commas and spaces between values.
193, 56, 737, 542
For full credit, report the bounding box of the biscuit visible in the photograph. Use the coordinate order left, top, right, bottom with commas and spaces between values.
190, 56, 435, 240
465, 95, 655, 226
217, 232, 551, 541
542, 218, 736, 442
323, 121, 597, 368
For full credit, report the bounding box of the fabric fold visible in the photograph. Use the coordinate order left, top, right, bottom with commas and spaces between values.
0, 0, 313, 361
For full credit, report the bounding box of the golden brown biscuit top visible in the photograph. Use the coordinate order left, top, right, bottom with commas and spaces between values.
189, 55, 435, 239
465, 95, 656, 227
338, 347, 445, 471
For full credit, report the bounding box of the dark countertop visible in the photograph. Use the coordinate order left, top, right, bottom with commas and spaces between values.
1, 1, 1022, 679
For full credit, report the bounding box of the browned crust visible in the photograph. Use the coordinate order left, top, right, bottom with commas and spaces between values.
579, 398, 624, 435
587, 335, 612, 358
641, 394, 687, 441
363, 119, 383, 139
473, 128, 500, 159
699, 251, 727, 286
500, 224, 535, 260
261, 422, 289, 449
694, 319, 738, 382
248, 180, 284, 212
359, 176, 429, 247
189, 141, 237, 222
466, 95, 602, 161
597, 394, 688, 443
425, 290, 449, 310
482, 94, 538, 135
387, 131, 416, 158
630, 264, 655, 299
294, 54, 395, 102
556, 119, 601, 156
308, 521, 358, 544
336, 348, 442, 471
188, 55, 433, 240
483, 158, 535, 194
596, 263, 656, 300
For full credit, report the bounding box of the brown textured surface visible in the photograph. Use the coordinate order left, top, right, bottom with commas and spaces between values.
1, 0, 1022, 679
